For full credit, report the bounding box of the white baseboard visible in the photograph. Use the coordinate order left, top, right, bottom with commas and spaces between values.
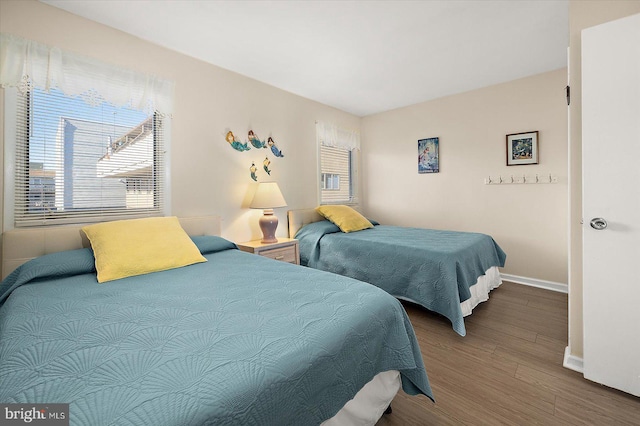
563, 346, 584, 373
500, 273, 568, 294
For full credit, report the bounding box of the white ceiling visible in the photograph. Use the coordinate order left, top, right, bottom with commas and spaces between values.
42, 0, 569, 117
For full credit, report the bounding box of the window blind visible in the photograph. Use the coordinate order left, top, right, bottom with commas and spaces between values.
1, 34, 173, 228
13, 88, 166, 227
320, 145, 353, 203
316, 121, 360, 205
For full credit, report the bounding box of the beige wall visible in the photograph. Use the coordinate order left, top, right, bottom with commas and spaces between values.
0, 0, 359, 243
361, 69, 568, 285
567, 1, 640, 359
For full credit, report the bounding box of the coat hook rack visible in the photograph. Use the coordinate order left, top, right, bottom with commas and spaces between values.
484, 173, 558, 185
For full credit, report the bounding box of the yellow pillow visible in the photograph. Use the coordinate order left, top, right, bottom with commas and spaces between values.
316, 205, 374, 233
82, 216, 207, 283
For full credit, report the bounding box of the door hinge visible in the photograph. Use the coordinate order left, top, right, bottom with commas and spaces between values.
566, 85, 571, 106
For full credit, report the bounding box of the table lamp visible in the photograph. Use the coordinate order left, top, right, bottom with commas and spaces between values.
250, 182, 287, 243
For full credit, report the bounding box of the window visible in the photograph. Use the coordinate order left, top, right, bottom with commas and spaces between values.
316, 121, 360, 205
1, 34, 173, 228
319, 146, 353, 202
321, 173, 340, 190
11, 88, 165, 226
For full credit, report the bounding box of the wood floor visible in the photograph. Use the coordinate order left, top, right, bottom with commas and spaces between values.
376, 281, 640, 425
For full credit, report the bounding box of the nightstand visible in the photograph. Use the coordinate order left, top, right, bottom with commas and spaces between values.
237, 238, 300, 265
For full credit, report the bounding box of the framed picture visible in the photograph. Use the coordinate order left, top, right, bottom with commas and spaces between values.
418, 137, 439, 173
506, 131, 538, 166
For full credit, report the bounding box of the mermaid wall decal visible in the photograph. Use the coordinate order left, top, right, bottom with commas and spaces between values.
267, 137, 284, 157
223, 129, 284, 180
226, 131, 250, 152
248, 130, 267, 149
263, 156, 271, 175
249, 162, 258, 181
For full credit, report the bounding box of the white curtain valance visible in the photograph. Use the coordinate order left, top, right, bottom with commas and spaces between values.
316, 121, 360, 151
0, 33, 174, 114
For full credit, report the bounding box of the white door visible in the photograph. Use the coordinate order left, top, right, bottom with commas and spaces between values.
582, 13, 640, 397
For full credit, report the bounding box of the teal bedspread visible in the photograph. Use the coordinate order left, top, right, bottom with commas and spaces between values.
0, 236, 433, 425
296, 221, 507, 336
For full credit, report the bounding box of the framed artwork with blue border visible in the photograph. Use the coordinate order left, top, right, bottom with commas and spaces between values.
418, 137, 439, 173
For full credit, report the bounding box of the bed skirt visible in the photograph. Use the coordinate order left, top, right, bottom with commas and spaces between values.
322, 370, 401, 426
460, 266, 502, 316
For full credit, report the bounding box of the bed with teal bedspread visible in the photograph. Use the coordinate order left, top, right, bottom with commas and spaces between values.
0, 236, 432, 425
296, 221, 507, 336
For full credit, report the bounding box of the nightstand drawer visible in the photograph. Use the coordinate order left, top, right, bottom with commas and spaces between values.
237, 238, 300, 265
259, 246, 297, 263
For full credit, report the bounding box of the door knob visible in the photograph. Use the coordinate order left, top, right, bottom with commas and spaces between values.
590, 217, 608, 230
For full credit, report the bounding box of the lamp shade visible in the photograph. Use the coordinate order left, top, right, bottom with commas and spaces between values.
250, 182, 287, 209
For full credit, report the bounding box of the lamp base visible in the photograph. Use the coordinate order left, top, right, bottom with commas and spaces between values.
259, 209, 279, 243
